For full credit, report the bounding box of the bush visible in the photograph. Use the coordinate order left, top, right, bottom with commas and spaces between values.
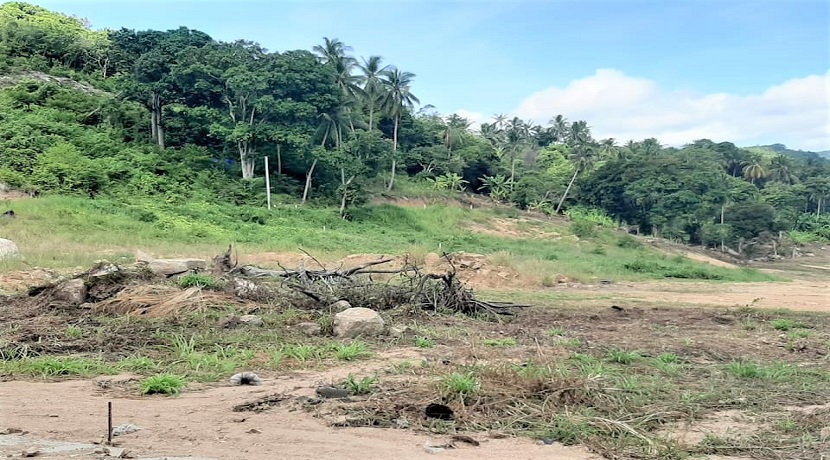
616, 234, 642, 249
565, 206, 615, 227
570, 219, 597, 238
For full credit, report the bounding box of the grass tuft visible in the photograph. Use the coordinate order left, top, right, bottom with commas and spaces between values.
141, 374, 186, 395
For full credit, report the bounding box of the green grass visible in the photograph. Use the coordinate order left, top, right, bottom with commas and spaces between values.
545, 327, 566, 337
281, 344, 325, 362
415, 336, 435, 348
141, 374, 186, 395
3, 356, 111, 377
483, 338, 518, 347
439, 372, 480, 398
342, 374, 378, 395
177, 274, 223, 289
333, 341, 371, 361
607, 349, 641, 365
65, 325, 83, 339
0, 195, 777, 283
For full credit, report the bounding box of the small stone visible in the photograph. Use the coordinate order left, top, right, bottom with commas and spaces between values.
104, 447, 129, 458
542, 438, 555, 445
87, 262, 120, 279
246, 428, 261, 434
229, 372, 262, 386
0, 428, 24, 435
296, 322, 322, 336
329, 300, 352, 312
231, 417, 246, 423
0, 238, 20, 259
147, 258, 206, 276
423, 442, 446, 454
389, 326, 416, 339
238, 315, 263, 327
21, 448, 39, 457
394, 417, 410, 429
315, 386, 351, 399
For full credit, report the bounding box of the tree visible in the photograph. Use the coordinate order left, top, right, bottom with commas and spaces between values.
742, 160, 767, 184
357, 55, 389, 132
443, 113, 472, 155
555, 141, 596, 214
380, 67, 419, 191
768, 154, 798, 185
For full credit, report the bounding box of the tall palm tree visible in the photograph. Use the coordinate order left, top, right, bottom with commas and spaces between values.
492, 113, 508, 131
567, 120, 592, 146
599, 138, 619, 160
555, 142, 597, 214
743, 161, 767, 184
548, 114, 569, 143
313, 37, 362, 132
380, 67, 419, 191
505, 117, 530, 183
357, 55, 390, 132
443, 113, 472, 155
640, 137, 662, 156
768, 154, 798, 185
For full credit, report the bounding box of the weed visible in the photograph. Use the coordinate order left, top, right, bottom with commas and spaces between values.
616, 234, 642, 249
725, 361, 765, 378
560, 338, 583, 347
171, 334, 197, 356
483, 338, 517, 347
343, 374, 378, 395
334, 341, 371, 361
318, 315, 335, 336
141, 374, 186, 395
439, 372, 480, 398
787, 330, 811, 339
415, 336, 435, 348
65, 325, 83, 339
22, 357, 105, 377
607, 349, 641, 364
657, 352, 680, 364
770, 319, 796, 331
177, 274, 222, 290
545, 327, 566, 337
281, 344, 323, 362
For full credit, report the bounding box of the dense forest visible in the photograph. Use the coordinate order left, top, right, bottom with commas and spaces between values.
0, 2, 828, 253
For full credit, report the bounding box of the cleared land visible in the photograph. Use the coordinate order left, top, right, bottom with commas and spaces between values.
0, 199, 828, 460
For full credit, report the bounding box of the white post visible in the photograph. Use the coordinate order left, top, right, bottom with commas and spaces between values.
264, 156, 271, 209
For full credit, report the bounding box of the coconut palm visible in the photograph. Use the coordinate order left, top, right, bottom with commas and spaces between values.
492, 113, 508, 130
599, 138, 619, 160
443, 113, 472, 155
313, 37, 362, 132
768, 154, 798, 185
555, 140, 597, 214
743, 161, 767, 184
548, 114, 569, 143
567, 120, 592, 146
380, 67, 419, 190
357, 55, 390, 132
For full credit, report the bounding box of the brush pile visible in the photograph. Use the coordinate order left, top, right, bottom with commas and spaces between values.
13, 248, 526, 320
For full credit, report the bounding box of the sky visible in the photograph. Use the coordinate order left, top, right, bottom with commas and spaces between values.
32, 0, 830, 151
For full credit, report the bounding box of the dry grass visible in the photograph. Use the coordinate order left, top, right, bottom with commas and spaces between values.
94, 285, 243, 318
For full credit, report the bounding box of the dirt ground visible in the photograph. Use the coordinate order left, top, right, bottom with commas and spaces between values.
1, 246, 828, 459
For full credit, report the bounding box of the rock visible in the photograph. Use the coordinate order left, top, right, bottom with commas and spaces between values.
394, 417, 410, 429
231, 278, 261, 298
0, 238, 19, 259
329, 300, 352, 312
21, 447, 39, 457
87, 262, 120, 279
0, 427, 24, 435
333, 307, 384, 338
423, 441, 446, 454
134, 250, 154, 263
389, 326, 416, 339
147, 258, 206, 276
229, 372, 262, 386
238, 314, 263, 327
103, 446, 129, 458
315, 386, 351, 399
111, 424, 141, 436
296, 322, 322, 336
53, 278, 87, 305
246, 428, 262, 434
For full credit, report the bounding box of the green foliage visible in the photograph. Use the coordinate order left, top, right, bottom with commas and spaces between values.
177, 274, 222, 290
483, 338, 517, 347
439, 371, 480, 398
570, 220, 597, 238
333, 341, 371, 361
141, 374, 186, 395
564, 206, 615, 226
342, 374, 377, 395
415, 336, 435, 348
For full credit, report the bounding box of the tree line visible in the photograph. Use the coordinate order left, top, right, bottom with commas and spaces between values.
0, 2, 828, 252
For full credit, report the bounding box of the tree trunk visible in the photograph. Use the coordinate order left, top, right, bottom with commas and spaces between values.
555, 165, 580, 214
276, 144, 282, 175
720, 204, 725, 253
368, 106, 374, 132
149, 93, 164, 149
302, 159, 317, 204
387, 116, 399, 191
239, 141, 255, 179
339, 167, 355, 218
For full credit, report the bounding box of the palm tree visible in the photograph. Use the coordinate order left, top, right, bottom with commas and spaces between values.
742, 161, 767, 184
555, 142, 597, 214
624, 140, 639, 157
380, 67, 419, 191
640, 137, 662, 156
357, 55, 390, 132
567, 120, 592, 146
492, 113, 508, 131
313, 37, 362, 132
548, 114, 569, 143
599, 138, 619, 160
768, 154, 798, 185
443, 113, 472, 155
505, 117, 530, 183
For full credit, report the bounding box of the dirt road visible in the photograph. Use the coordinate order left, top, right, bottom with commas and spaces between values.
0, 374, 597, 460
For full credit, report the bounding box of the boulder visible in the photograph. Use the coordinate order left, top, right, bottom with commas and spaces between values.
147, 258, 206, 276
0, 238, 19, 259
54, 278, 87, 305
329, 300, 352, 312
334, 307, 385, 338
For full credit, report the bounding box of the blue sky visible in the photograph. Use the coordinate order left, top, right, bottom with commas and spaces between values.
33, 0, 830, 150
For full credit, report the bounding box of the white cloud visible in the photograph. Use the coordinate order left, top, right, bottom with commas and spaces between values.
510, 69, 830, 151
452, 109, 488, 129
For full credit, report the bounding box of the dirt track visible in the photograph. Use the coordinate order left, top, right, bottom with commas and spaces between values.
0, 368, 598, 460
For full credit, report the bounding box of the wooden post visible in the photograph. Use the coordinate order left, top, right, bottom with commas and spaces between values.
264, 157, 271, 210
107, 401, 113, 445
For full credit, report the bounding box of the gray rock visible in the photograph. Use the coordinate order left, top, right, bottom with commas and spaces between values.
0, 238, 19, 259
334, 307, 385, 338
330, 300, 352, 312
53, 279, 86, 305
147, 258, 206, 276
315, 386, 351, 399
111, 423, 141, 436
296, 322, 322, 336
238, 315, 263, 327
389, 326, 416, 339
87, 262, 120, 279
